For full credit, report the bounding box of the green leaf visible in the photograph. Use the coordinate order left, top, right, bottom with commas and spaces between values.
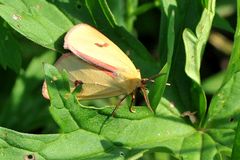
183, 2, 215, 85
0, 0, 73, 51
157, 0, 203, 119
106, 0, 126, 26
85, 0, 115, 28
43, 63, 80, 133
183, 2, 215, 124
205, 71, 240, 129
180, 132, 219, 160
0, 20, 21, 73
107, 0, 139, 32
0, 127, 125, 160
231, 121, 240, 160
222, 1, 240, 84
149, 10, 175, 109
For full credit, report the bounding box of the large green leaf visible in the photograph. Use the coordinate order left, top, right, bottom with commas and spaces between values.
26, 64, 196, 159
0, 63, 234, 159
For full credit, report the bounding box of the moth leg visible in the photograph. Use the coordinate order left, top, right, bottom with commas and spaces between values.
140, 86, 154, 112
72, 80, 83, 96
112, 94, 128, 116
129, 91, 136, 113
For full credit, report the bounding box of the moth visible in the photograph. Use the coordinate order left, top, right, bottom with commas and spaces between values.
42, 24, 155, 113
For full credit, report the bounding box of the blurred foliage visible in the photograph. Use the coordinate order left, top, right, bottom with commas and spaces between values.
0, 0, 239, 159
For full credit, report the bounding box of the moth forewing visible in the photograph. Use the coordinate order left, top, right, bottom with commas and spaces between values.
64, 24, 138, 73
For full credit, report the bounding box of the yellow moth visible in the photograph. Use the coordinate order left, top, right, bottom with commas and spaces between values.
42, 23, 153, 113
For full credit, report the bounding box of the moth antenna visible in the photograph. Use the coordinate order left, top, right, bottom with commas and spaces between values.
148, 73, 166, 80
142, 73, 166, 84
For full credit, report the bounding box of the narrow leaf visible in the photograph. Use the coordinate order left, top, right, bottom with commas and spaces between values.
0, 0, 73, 51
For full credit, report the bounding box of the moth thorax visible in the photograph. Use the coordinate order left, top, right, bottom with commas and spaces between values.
122, 73, 142, 94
